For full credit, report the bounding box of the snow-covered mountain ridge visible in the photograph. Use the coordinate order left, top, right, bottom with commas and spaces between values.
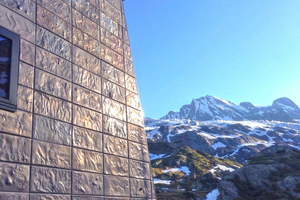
145, 96, 300, 164
161, 96, 300, 122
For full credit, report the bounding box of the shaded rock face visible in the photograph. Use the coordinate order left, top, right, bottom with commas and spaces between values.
195, 173, 219, 191
148, 141, 173, 154
158, 126, 173, 139
170, 132, 214, 155
217, 146, 300, 200
161, 96, 300, 122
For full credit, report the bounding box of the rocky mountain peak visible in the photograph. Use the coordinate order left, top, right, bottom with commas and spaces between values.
273, 97, 300, 110
239, 102, 255, 110
160, 96, 300, 122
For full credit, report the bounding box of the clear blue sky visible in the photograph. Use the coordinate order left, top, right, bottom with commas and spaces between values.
123, 1, 300, 119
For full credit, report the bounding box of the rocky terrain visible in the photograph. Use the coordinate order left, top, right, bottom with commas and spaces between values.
146, 96, 300, 199
217, 145, 300, 200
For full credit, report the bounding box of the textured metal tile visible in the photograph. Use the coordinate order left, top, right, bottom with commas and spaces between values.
102, 79, 125, 103
100, 44, 123, 70
73, 126, 102, 152
71, 0, 99, 24
0, 0, 36, 21
102, 97, 125, 121
125, 59, 135, 77
106, 0, 121, 11
73, 148, 103, 173
31, 166, 71, 193
30, 194, 70, 200
120, 0, 124, 13
0, 133, 31, 163
32, 140, 71, 168
103, 135, 127, 157
126, 90, 140, 110
100, 12, 119, 37
123, 43, 132, 61
121, 13, 126, 28
73, 84, 102, 112
127, 107, 143, 127
104, 154, 128, 176
0, 162, 30, 192
37, 0, 71, 23
104, 175, 129, 196
73, 105, 102, 131
102, 116, 127, 139
37, 5, 71, 41
19, 62, 34, 88
36, 26, 71, 60
151, 181, 156, 199
20, 39, 35, 66
117, 23, 122, 39
35, 69, 72, 101
129, 160, 150, 179
17, 86, 33, 112
100, 0, 121, 24
0, 110, 32, 137
73, 27, 100, 57
73, 46, 101, 75
123, 28, 129, 44
73, 65, 102, 94
0, 192, 29, 200
130, 179, 151, 198
73, 195, 104, 200
87, 0, 98, 7
125, 74, 137, 93
0, 5, 35, 43
36, 47, 72, 80
34, 92, 71, 123
129, 142, 150, 162
105, 198, 129, 200
101, 61, 125, 86
73, 8, 99, 40
100, 27, 123, 55
61, 0, 71, 5
34, 115, 72, 146
72, 171, 103, 195
128, 124, 147, 145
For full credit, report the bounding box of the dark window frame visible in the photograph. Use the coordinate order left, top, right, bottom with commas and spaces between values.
0, 26, 20, 112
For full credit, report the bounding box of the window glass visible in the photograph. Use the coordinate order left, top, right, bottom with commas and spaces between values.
0, 34, 12, 99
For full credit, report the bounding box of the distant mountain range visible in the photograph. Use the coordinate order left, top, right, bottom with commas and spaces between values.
146, 96, 300, 195
161, 96, 300, 122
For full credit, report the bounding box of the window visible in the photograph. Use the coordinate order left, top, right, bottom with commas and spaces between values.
0, 26, 20, 112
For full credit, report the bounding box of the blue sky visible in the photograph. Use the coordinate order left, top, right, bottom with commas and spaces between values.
123, 1, 300, 119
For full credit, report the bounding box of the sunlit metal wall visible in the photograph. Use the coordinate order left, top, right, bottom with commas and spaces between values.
0, 0, 155, 199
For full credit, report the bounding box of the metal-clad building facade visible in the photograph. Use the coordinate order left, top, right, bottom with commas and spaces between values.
0, 0, 155, 199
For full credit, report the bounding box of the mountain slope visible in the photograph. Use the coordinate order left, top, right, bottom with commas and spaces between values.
150, 146, 242, 191
146, 119, 300, 164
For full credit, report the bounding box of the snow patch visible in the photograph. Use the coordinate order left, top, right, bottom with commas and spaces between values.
212, 142, 227, 150
153, 178, 171, 185
209, 164, 235, 174
230, 140, 274, 156
147, 129, 161, 139
149, 153, 170, 160
163, 166, 191, 175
